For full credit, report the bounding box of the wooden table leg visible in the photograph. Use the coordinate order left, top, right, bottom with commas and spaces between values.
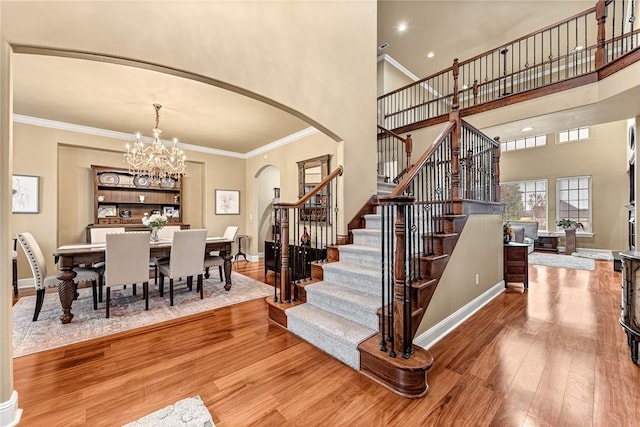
223, 250, 233, 291
57, 257, 77, 324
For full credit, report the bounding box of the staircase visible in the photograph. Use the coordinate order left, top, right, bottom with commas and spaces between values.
286, 212, 382, 369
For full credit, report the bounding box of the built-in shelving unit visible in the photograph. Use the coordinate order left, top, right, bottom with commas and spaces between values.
90, 164, 184, 227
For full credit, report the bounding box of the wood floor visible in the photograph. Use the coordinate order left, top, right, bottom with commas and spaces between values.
11, 258, 639, 426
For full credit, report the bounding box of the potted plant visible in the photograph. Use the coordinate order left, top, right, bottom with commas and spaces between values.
556, 219, 584, 254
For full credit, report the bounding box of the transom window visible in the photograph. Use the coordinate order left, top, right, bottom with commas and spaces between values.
558, 126, 590, 143
500, 179, 548, 230
556, 176, 591, 232
500, 134, 547, 152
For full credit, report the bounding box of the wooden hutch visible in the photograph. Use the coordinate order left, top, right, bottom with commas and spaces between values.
86, 165, 188, 241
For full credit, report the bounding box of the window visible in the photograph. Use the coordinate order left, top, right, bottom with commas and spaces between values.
556, 176, 591, 232
500, 179, 548, 229
500, 134, 547, 152
558, 126, 590, 143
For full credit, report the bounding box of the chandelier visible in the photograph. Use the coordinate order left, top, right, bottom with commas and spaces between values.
124, 103, 187, 181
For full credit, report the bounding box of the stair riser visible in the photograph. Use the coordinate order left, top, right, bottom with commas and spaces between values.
306, 289, 379, 330
323, 267, 381, 297
432, 235, 458, 256
339, 248, 382, 269
287, 315, 362, 370
352, 230, 382, 248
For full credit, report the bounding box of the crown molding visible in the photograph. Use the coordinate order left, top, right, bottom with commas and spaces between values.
377, 53, 420, 82
244, 127, 319, 158
12, 114, 317, 159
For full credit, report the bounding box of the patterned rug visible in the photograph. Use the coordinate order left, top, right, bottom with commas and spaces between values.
12, 272, 272, 357
122, 395, 215, 427
528, 252, 595, 271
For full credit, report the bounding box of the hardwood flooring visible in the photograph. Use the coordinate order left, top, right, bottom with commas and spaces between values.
11, 258, 639, 426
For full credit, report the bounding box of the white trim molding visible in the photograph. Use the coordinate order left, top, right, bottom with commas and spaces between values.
0, 390, 22, 427
414, 281, 505, 350
13, 114, 318, 160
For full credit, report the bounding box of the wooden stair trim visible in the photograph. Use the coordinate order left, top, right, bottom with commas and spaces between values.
266, 297, 303, 328
358, 334, 433, 398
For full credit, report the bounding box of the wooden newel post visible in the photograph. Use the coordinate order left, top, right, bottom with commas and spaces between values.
405, 134, 413, 172
451, 58, 460, 110
390, 196, 414, 356
472, 79, 479, 105
449, 109, 461, 201
494, 136, 501, 202
595, 0, 608, 68
277, 207, 291, 302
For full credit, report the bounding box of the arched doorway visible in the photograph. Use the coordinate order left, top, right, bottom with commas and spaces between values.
254, 165, 280, 255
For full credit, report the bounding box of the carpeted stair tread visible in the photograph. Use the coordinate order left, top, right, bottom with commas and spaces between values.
322, 261, 382, 296
337, 244, 381, 269
351, 229, 384, 248
305, 281, 381, 329
286, 304, 377, 369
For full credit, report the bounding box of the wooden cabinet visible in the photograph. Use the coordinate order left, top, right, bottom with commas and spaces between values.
264, 240, 327, 280
91, 165, 184, 228
534, 235, 558, 253
504, 243, 528, 289
620, 251, 640, 364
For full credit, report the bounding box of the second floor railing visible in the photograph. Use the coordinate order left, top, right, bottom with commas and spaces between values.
378, 0, 639, 131
377, 125, 412, 183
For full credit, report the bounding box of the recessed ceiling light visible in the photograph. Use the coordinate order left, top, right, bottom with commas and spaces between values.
521, 126, 533, 132
462, 84, 469, 90
398, 22, 407, 32
427, 52, 435, 59
575, 45, 584, 51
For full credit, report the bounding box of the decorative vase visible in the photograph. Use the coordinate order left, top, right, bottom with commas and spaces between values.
150, 227, 161, 242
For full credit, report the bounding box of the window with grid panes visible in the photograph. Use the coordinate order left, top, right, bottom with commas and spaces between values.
500, 179, 548, 230
558, 127, 590, 143
556, 176, 591, 232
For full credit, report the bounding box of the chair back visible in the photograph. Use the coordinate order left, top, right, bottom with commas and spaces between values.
90, 227, 125, 243
157, 225, 181, 240
169, 229, 207, 278
223, 226, 239, 241
17, 232, 48, 290
105, 232, 150, 287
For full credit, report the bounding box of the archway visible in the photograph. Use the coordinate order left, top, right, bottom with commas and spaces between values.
254, 165, 280, 255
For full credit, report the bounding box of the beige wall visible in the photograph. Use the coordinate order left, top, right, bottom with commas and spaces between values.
377, 58, 416, 96
245, 131, 338, 256
417, 214, 504, 335
500, 120, 628, 250
12, 122, 245, 278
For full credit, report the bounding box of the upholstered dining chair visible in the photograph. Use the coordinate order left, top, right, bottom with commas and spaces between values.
153, 225, 181, 285
156, 229, 207, 306
102, 232, 151, 318
17, 232, 100, 321
89, 227, 125, 303
203, 226, 238, 281
12, 238, 18, 297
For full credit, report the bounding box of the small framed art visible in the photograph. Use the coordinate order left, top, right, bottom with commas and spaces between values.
12, 175, 40, 214
215, 189, 240, 215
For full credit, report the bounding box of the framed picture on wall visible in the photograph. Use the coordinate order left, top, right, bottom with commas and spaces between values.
215, 189, 240, 215
12, 174, 40, 214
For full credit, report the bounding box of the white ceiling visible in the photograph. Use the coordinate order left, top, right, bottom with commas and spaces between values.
11, 1, 638, 155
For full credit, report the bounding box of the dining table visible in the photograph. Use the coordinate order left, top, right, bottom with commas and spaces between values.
53, 236, 234, 324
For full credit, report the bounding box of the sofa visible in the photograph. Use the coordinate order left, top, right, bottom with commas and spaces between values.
506, 221, 539, 254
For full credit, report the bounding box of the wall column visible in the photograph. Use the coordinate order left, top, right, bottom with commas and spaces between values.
0, 35, 22, 427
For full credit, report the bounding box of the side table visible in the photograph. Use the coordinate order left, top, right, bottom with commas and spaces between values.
504, 242, 529, 289
234, 235, 249, 263
534, 235, 558, 253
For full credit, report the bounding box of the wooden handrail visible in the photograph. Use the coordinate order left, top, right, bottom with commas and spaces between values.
275, 165, 343, 209
377, 125, 409, 143
387, 121, 456, 197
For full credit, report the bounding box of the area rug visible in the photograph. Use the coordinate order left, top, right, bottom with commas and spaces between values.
571, 249, 614, 261
528, 252, 595, 271
12, 272, 272, 357
122, 395, 215, 427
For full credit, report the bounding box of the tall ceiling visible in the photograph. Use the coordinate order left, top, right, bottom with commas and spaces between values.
11, 1, 637, 154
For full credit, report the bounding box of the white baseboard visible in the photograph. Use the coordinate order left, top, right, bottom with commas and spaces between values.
414, 281, 505, 350
0, 390, 22, 427
17, 278, 33, 290
246, 254, 260, 262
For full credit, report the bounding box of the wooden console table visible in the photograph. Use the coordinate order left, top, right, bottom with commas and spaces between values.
620, 251, 640, 364
534, 235, 558, 253
504, 242, 529, 289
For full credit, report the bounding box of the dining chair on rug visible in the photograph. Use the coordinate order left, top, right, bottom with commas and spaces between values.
12, 238, 18, 297
89, 227, 125, 302
156, 229, 207, 306
102, 232, 151, 318
17, 232, 100, 321
203, 226, 238, 281
153, 225, 181, 285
